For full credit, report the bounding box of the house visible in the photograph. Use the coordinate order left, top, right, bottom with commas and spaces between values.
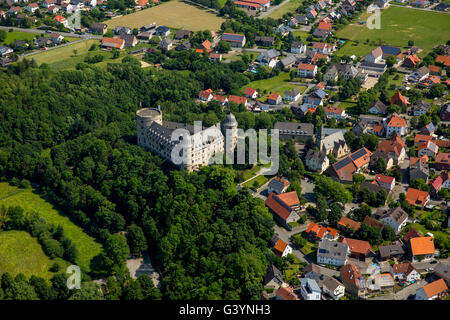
403, 227, 422, 243
174, 28, 193, 40
428, 65, 441, 76
434, 263, 450, 285
305, 149, 329, 173
420, 122, 436, 135
312, 28, 331, 39
324, 106, 347, 120
379, 207, 408, 233
9, 6, 21, 14
385, 112, 407, 137
406, 188, 430, 207
279, 55, 297, 70
435, 153, 450, 170
409, 236, 435, 262
263, 264, 284, 290
274, 24, 292, 37
410, 0, 430, 7
359, 61, 387, 74
273, 239, 292, 258
303, 263, 321, 281
61, 2, 74, 12
374, 174, 395, 192
267, 177, 290, 195
221, 33, 246, 48
362, 215, 385, 232
300, 278, 321, 300
410, 66, 430, 82
352, 120, 369, 136
409, 100, 431, 116
391, 263, 420, 282
369, 100, 387, 115
312, 42, 335, 55
409, 161, 429, 183
379, 244, 405, 261
140, 23, 157, 32
274, 122, 314, 143
198, 89, 213, 102
415, 278, 448, 300
440, 104, 450, 121
322, 276, 345, 300
337, 216, 361, 233
284, 88, 301, 102
305, 7, 317, 19
159, 38, 173, 51
254, 35, 274, 47
290, 41, 306, 54
153, 26, 170, 37
418, 140, 438, 158
265, 191, 300, 229
275, 286, 299, 300
317, 128, 349, 158
324, 63, 358, 82
257, 49, 279, 68
365, 46, 383, 64
436, 55, 450, 67
340, 264, 367, 297
50, 33, 64, 44
303, 95, 323, 107
91, 22, 108, 35
208, 52, 222, 62
26, 2, 38, 12
306, 222, 339, 242
402, 54, 421, 68
41, 0, 54, 8
317, 239, 349, 266
267, 93, 282, 105
211, 94, 227, 106
341, 238, 374, 262
120, 34, 138, 48
101, 37, 125, 50
114, 26, 131, 35
297, 63, 317, 78
243, 87, 258, 99
228, 95, 248, 106
325, 148, 372, 183
430, 172, 450, 197
410, 155, 429, 166
376, 133, 406, 165
0, 46, 13, 57
373, 273, 395, 291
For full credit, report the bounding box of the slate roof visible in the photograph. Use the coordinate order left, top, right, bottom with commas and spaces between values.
379, 244, 405, 259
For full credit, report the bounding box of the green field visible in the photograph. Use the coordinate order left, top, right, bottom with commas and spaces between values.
0, 231, 62, 281
291, 30, 310, 41
27, 39, 129, 70
336, 6, 450, 57
243, 174, 272, 189
243, 72, 307, 100
0, 183, 103, 273
0, 31, 40, 46
266, 0, 304, 20
104, 0, 225, 31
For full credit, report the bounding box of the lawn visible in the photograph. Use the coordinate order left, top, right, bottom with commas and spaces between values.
291, 30, 310, 41
0, 183, 103, 273
243, 72, 307, 101
266, 0, 304, 20
27, 39, 128, 70
242, 174, 272, 189
0, 231, 64, 282
104, 0, 225, 31
410, 223, 448, 241
335, 6, 450, 57
0, 30, 40, 46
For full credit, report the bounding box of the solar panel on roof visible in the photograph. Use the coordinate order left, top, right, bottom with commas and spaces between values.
334, 157, 352, 170
351, 148, 368, 160
222, 34, 244, 42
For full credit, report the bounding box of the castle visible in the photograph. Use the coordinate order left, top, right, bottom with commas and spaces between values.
137, 107, 238, 171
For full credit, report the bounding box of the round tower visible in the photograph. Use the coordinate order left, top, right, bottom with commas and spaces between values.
136, 108, 162, 147
221, 113, 238, 152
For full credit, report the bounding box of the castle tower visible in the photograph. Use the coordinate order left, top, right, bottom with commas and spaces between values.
136, 108, 163, 147
221, 113, 238, 154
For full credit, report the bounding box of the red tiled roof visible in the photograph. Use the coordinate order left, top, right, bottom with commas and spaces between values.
54, 15, 66, 22
428, 65, 440, 73
422, 278, 448, 298
436, 55, 450, 67
374, 174, 394, 185
306, 222, 339, 239
244, 87, 257, 96
277, 191, 299, 207
273, 239, 288, 256
101, 37, 124, 49
387, 113, 406, 127
317, 21, 332, 31
212, 94, 227, 103
338, 216, 361, 232
298, 63, 316, 71
410, 236, 435, 256
324, 106, 344, 115
392, 263, 416, 276
276, 286, 299, 300
390, 92, 410, 106
234, 1, 263, 8
342, 238, 374, 255
414, 134, 433, 144
403, 227, 421, 242
311, 53, 327, 64
268, 92, 280, 101
436, 153, 450, 165
340, 264, 362, 285
228, 95, 247, 105
265, 192, 292, 222
410, 155, 429, 165
198, 90, 212, 100
405, 188, 429, 207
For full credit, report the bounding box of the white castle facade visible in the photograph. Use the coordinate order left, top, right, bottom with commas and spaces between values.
137, 108, 238, 171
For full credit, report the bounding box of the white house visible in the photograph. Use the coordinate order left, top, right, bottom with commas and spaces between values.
365, 46, 383, 63
41, 0, 55, 8
291, 41, 306, 54
385, 113, 407, 137
257, 49, 279, 69
26, 3, 39, 12
316, 239, 349, 267
324, 106, 347, 120
300, 278, 321, 300
322, 276, 345, 300
284, 88, 301, 102
391, 263, 421, 283
273, 239, 293, 258
243, 87, 258, 99
298, 63, 317, 78
374, 174, 395, 192
415, 279, 448, 300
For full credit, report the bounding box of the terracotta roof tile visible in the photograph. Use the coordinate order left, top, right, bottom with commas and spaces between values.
410, 236, 435, 256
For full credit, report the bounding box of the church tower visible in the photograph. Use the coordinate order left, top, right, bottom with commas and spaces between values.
316, 124, 325, 150
221, 113, 238, 154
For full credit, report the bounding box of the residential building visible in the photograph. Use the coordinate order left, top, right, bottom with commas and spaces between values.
198, 89, 213, 102
374, 174, 395, 191
324, 106, 347, 120
153, 26, 170, 37
273, 239, 293, 258
267, 93, 282, 105
418, 140, 438, 158
376, 133, 406, 165
26, 2, 38, 12
265, 191, 301, 229
208, 52, 222, 62
300, 278, 321, 300
312, 41, 335, 54
254, 35, 275, 47
274, 122, 314, 143
243, 87, 258, 99
379, 207, 408, 233
379, 244, 406, 261
341, 238, 374, 262
406, 188, 430, 207
434, 263, 450, 285
101, 37, 125, 50
415, 278, 448, 300
275, 286, 299, 300
159, 38, 173, 51
409, 66, 430, 82
303, 263, 321, 281
317, 239, 349, 266
257, 48, 279, 68
391, 263, 420, 282
322, 276, 345, 300
369, 100, 387, 115
120, 34, 138, 48
435, 153, 450, 170
305, 149, 329, 173
337, 216, 361, 233
362, 216, 385, 232
174, 28, 193, 40
325, 148, 372, 183
279, 55, 297, 69
228, 95, 248, 106
340, 264, 367, 297
408, 236, 435, 262
385, 112, 407, 137
284, 88, 301, 102
306, 222, 339, 242
430, 172, 450, 198
221, 33, 246, 48
290, 41, 306, 54
267, 177, 290, 195
90, 22, 108, 35
263, 264, 284, 290
297, 63, 317, 78
324, 63, 357, 82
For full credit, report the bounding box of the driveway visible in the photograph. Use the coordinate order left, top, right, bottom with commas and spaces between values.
273, 224, 309, 263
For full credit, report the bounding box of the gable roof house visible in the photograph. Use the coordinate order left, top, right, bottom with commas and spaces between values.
273, 239, 293, 258
303, 263, 322, 281
101, 37, 125, 50
297, 63, 318, 78
305, 149, 329, 173
322, 276, 345, 300
263, 264, 284, 290
257, 48, 280, 68
403, 227, 422, 243
406, 187, 430, 208
306, 222, 339, 242
274, 122, 315, 143
265, 191, 301, 229
379, 207, 408, 233
369, 100, 387, 115
379, 244, 406, 261
410, 66, 430, 82
391, 263, 420, 283
300, 278, 321, 300
114, 26, 131, 35
254, 35, 275, 47
267, 177, 290, 195
325, 147, 372, 183
340, 264, 367, 297
415, 278, 448, 300
373, 174, 395, 192
153, 26, 170, 37
430, 172, 450, 198
221, 33, 246, 48
324, 106, 347, 120
341, 238, 375, 262
435, 153, 450, 170
402, 54, 421, 68
324, 63, 358, 82
275, 286, 299, 300
228, 95, 248, 107
267, 92, 282, 105
284, 88, 301, 102
290, 41, 306, 54
317, 128, 350, 159
91, 22, 108, 35
337, 216, 361, 233
363, 216, 385, 232
279, 55, 298, 69
317, 239, 349, 267
408, 100, 431, 116
375, 134, 406, 165
174, 28, 193, 40
244, 87, 258, 99
408, 236, 435, 262
385, 112, 407, 137
434, 263, 450, 286
417, 140, 438, 158
120, 34, 138, 48
198, 89, 213, 102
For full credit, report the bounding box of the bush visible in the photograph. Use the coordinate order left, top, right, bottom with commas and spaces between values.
50, 262, 61, 273
19, 179, 31, 189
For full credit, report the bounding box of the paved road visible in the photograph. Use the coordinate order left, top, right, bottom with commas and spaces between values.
20, 38, 89, 58
0, 26, 102, 40
257, 0, 291, 19
274, 224, 309, 263
369, 279, 427, 300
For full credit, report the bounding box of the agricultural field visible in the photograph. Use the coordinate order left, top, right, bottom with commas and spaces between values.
266, 0, 304, 20
336, 6, 450, 57
104, 0, 225, 31
0, 31, 40, 45
0, 231, 63, 281
243, 71, 308, 100
27, 39, 128, 70
0, 182, 103, 273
